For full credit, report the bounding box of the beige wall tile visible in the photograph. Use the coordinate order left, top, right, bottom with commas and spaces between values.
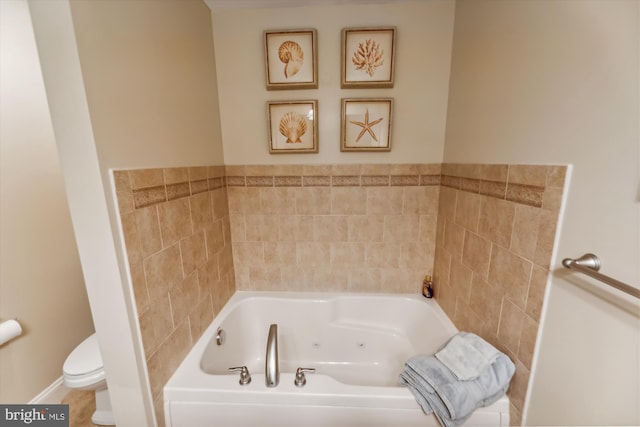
361, 163, 390, 175
249, 265, 282, 290
164, 167, 188, 185
348, 215, 384, 242
279, 215, 314, 241
497, 298, 525, 354
366, 242, 402, 268
367, 187, 403, 214
211, 187, 229, 219
482, 164, 508, 182
511, 205, 540, 260
478, 197, 515, 248
130, 262, 149, 315
348, 267, 382, 292
129, 168, 164, 190
147, 320, 192, 398
455, 191, 481, 231
488, 245, 532, 309
189, 294, 214, 343
461, 231, 492, 278
403, 186, 440, 216
229, 215, 246, 242
314, 216, 348, 241
313, 267, 348, 291
518, 314, 538, 369
169, 271, 200, 326
534, 210, 558, 267
280, 265, 315, 291
205, 219, 226, 256
384, 215, 420, 242
180, 231, 206, 275
144, 244, 184, 299
261, 187, 296, 214
443, 220, 465, 259
469, 274, 502, 337
296, 188, 331, 214
264, 241, 297, 265
302, 164, 331, 176
525, 265, 549, 320
331, 187, 367, 215
158, 198, 193, 247
135, 206, 162, 258
546, 165, 567, 188
400, 241, 433, 269
121, 212, 142, 266
438, 186, 457, 220
330, 242, 365, 265
227, 187, 261, 214
190, 192, 213, 232
508, 164, 547, 187
297, 242, 331, 266
244, 214, 279, 242
449, 258, 473, 303
419, 215, 438, 243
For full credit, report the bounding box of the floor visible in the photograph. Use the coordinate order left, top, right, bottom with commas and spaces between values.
62, 389, 104, 427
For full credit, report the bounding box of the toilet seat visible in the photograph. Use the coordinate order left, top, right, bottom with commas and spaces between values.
63, 334, 105, 388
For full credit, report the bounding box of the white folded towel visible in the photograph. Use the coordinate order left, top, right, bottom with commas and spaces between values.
434, 332, 499, 380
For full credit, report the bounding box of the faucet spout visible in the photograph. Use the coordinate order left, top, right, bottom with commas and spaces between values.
265, 324, 279, 387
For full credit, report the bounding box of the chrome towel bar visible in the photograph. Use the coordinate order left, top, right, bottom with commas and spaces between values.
562, 253, 640, 299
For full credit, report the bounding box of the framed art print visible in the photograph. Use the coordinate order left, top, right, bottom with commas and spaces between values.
264, 29, 318, 90
268, 100, 318, 154
341, 27, 396, 88
341, 98, 392, 152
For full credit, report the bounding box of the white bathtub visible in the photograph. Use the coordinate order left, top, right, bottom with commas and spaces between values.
164, 292, 510, 426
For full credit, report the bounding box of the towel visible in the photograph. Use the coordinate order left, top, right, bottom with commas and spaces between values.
435, 332, 499, 380
399, 334, 515, 427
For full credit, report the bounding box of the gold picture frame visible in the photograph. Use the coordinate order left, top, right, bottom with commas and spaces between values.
341, 27, 396, 89
268, 100, 318, 154
341, 98, 392, 152
264, 29, 318, 90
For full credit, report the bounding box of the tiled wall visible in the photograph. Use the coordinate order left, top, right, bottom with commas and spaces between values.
113, 166, 235, 426
226, 164, 442, 292
432, 163, 566, 425
113, 162, 565, 427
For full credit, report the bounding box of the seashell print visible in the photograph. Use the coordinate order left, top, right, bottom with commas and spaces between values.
278, 41, 304, 78
352, 39, 384, 77
279, 112, 307, 143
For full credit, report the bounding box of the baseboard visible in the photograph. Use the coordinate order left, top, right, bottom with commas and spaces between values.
29, 376, 70, 404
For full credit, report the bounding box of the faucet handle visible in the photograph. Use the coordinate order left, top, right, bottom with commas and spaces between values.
229, 366, 252, 385
294, 367, 316, 387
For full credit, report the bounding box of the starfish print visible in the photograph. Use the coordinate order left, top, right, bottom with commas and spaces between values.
349, 109, 383, 142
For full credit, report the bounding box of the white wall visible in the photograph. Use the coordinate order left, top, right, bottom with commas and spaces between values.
0, 0, 94, 403
443, 0, 639, 425
28, 0, 228, 424
27, 1, 154, 424
212, 0, 455, 165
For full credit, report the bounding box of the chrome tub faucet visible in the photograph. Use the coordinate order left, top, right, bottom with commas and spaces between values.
265, 324, 279, 387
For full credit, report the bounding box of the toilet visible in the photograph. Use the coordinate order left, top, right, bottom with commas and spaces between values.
63, 333, 115, 425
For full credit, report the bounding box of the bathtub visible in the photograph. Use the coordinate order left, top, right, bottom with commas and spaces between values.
163, 292, 510, 426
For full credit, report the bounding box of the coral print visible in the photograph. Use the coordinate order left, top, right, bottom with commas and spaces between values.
279, 112, 307, 143
352, 39, 384, 77
278, 40, 304, 78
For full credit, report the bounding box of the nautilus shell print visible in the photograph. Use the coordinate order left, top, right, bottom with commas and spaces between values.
278, 40, 304, 78
352, 39, 384, 77
279, 112, 307, 143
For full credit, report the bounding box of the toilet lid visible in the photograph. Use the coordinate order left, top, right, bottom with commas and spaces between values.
63, 333, 103, 376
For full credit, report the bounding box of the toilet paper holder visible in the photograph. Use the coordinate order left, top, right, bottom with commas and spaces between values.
0, 318, 23, 346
